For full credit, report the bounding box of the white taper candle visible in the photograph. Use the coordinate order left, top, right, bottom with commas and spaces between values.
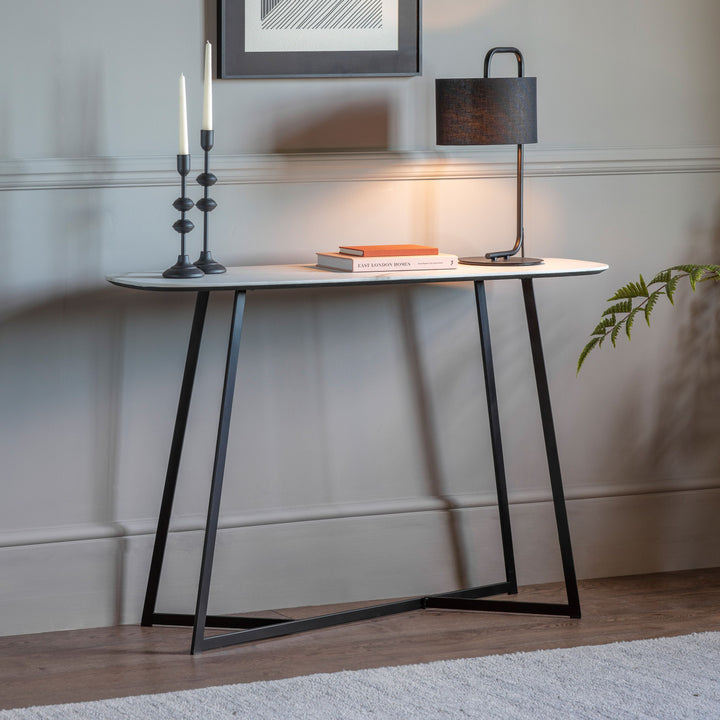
179, 73, 189, 155
202, 42, 213, 131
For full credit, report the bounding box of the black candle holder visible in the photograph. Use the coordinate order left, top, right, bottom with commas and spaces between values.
194, 130, 225, 274
164, 155, 204, 279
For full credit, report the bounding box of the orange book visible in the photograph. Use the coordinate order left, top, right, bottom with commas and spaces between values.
339, 244, 439, 257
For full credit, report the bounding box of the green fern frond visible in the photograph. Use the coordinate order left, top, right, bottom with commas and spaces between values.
592, 316, 616, 335
650, 269, 671, 285
577, 336, 601, 374
625, 306, 642, 339
689, 267, 705, 290
602, 299, 633, 317
578, 263, 720, 373
608, 281, 647, 300
644, 289, 662, 326
672, 263, 720, 274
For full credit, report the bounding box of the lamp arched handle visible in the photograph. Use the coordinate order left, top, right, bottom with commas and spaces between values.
484, 47, 525, 79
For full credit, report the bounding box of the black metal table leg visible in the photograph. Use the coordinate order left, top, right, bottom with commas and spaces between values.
426, 279, 580, 618
521, 278, 581, 618
145, 280, 580, 654
190, 290, 247, 654
474, 280, 518, 593
142, 291, 209, 626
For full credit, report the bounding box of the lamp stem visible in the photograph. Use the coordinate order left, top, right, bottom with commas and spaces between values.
482, 46, 534, 263
517, 143, 524, 258
485, 144, 524, 261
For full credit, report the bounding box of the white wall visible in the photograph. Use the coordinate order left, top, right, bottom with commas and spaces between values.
1, 0, 720, 636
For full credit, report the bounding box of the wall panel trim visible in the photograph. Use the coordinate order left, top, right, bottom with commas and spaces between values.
1, 145, 719, 191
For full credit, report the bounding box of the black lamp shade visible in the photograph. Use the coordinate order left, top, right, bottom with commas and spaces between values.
435, 77, 537, 146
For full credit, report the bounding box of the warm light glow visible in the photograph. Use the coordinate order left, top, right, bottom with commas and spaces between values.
423, 1, 500, 29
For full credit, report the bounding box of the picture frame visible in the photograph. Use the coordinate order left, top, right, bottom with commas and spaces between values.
217, 0, 421, 79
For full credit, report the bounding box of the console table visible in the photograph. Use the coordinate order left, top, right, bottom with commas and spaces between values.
108, 258, 608, 654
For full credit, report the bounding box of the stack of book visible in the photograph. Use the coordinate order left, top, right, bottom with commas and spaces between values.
316, 244, 458, 272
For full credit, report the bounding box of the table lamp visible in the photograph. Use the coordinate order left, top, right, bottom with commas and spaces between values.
436, 47, 541, 266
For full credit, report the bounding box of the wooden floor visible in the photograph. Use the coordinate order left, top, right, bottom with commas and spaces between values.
2, 567, 719, 710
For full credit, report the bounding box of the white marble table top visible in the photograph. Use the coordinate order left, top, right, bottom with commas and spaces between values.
107, 258, 608, 292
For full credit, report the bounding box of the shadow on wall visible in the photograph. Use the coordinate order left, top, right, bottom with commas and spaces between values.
399, 287, 470, 589
273, 102, 391, 153
598, 196, 720, 571
0, 287, 127, 623
649, 211, 720, 480
631, 198, 720, 482
0, 280, 480, 622
203, 0, 390, 153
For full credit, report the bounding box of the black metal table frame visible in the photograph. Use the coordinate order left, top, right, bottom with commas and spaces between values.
141, 277, 581, 654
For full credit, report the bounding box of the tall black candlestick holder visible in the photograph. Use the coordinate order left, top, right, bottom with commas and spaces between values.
194, 130, 225, 273
164, 155, 204, 279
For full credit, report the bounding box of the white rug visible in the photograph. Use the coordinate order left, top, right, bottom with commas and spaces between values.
3, 632, 719, 719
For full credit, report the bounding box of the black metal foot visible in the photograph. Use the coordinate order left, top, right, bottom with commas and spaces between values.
460, 256, 543, 266
194, 250, 226, 274
163, 255, 205, 279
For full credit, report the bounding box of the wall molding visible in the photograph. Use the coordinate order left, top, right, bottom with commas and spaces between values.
3, 476, 718, 550
1, 145, 719, 192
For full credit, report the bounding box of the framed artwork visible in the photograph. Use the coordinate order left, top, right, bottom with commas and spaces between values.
217, 0, 421, 78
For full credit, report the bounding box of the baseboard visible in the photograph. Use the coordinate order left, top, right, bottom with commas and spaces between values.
2, 485, 720, 637
4, 475, 719, 548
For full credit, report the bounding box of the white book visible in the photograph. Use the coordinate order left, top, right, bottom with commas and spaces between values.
316, 252, 458, 272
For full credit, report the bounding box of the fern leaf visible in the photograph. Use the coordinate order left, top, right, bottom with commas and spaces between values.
644, 289, 662, 326
668, 263, 720, 283
672, 263, 720, 274
689, 265, 720, 287
625, 306, 642, 339
577, 336, 601, 374
592, 316, 616, 336
602, 299, 633, 317
638, 274, 649, 296
666, 276, 680, 304
610, 321, 623, 347
608, 285, 635, 301
689, 266, 705, 290
650, 269, 671, 285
